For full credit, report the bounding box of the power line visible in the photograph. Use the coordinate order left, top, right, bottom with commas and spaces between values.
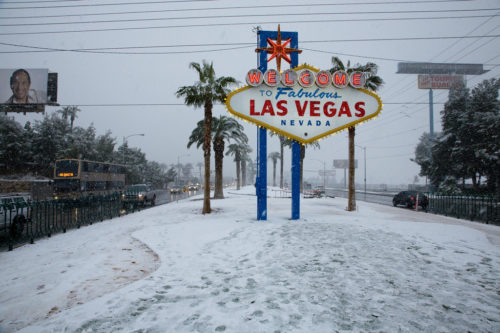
0, 0, 215, 10
0, 42, 251, 55
46, 101, 442, 108
2, 14, 498, 36
1, 9, 497, 27
1, 0, 82, 3
0, 35, 498, 54
369, 153, 414, 160
0, 0, 474, 10
357, 125, 427, 144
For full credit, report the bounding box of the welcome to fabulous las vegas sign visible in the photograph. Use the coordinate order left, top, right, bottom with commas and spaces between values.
226, 64, 383, 144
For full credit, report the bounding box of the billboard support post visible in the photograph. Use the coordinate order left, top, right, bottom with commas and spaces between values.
429, 88, 434, 139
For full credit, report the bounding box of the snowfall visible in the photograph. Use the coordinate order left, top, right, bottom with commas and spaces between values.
0, 187, 499, 333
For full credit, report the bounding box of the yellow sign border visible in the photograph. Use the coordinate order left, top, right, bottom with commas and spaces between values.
225, 64, 383, 144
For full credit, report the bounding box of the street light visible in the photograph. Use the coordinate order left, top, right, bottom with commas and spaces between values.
122, 133, 144, 164
177, 154, 190, 185
355, 144, 367, 200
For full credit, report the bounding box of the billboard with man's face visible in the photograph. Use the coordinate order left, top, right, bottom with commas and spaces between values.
0, 68, 48, 105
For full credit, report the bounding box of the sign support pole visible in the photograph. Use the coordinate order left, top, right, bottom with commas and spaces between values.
256, 30, 268, 220
257, 126, 267, 220
256, 28, 300, 220
291, 142, 300, 219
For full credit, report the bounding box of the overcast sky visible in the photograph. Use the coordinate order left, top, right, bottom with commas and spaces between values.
1, 0, 499, 186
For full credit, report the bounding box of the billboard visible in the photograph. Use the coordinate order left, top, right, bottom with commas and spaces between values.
397, 62, 487, 75
0, 69, 48, 104
334, 159, 357, 169
226, 64, 382, 144
418, 74, 464, 89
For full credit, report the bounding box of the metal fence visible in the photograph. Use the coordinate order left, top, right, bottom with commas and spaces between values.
0, 192, 132, 251
428, 194, 500, 225
327, 188, 499, 225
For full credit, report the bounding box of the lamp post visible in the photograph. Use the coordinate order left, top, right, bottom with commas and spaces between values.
177, 154, 190, 185
355, 144, 367, 200
122, 133, 144, 164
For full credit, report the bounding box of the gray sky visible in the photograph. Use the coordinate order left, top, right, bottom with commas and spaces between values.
1, 0, 499, 186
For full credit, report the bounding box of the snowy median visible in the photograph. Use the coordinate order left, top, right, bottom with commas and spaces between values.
1, 186, 499, 332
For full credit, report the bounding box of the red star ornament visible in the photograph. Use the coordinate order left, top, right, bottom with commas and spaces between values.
255, 24, 302, 73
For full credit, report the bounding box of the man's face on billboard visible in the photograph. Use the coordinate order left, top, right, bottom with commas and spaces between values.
11, 71, 30, 101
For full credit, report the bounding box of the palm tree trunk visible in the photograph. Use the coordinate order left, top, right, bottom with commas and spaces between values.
348, 127, 356, 211
280, 140, 284, 188
273, 160, 277, 187
214, 138, 224, 199
241, 160, 247, 186
236, 159, 241, 190
203, 102, 212, 214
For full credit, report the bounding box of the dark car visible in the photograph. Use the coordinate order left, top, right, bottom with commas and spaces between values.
1, 196, 31, 238
122, 184, 157, 207
392, 191, 429, 210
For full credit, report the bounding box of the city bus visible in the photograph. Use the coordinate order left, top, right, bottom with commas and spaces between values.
53, 159, 126, 198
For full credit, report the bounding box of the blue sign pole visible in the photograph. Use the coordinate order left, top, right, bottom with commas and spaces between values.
256, 30, 268, 220
291, 142, 300, 219
256, 28, 300, 220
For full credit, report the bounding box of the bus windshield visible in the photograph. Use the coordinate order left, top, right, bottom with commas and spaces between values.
55, 160, 79, 177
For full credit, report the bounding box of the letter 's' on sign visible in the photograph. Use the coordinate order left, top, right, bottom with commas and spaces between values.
226, 64, 382, 144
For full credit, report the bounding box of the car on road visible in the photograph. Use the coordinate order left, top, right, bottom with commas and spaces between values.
187, 184, 199, 191
392, 191, 429, 210
122, 184, 157, 207
170, 186, 182, 194
0, 196, 31, 238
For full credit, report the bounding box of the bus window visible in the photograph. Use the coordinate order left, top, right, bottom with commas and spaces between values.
55, 160, 79, 177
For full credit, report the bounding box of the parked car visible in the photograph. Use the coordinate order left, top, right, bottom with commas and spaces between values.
312, 186, 325, 197
122, 184, 157, 207
393, 191, 429, 209
0, 196, 31, 238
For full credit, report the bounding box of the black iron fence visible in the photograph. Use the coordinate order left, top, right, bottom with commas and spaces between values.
0, 192, 137, 251
428, 194, 499, 225
327, 188, 499, 225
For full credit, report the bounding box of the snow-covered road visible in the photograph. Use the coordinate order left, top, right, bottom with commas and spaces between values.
1, 187, 499, 332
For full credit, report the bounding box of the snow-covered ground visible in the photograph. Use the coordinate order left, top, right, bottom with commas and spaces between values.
1, 186, 499, 333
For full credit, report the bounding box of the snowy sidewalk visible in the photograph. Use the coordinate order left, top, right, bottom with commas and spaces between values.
1, 187, 499, 332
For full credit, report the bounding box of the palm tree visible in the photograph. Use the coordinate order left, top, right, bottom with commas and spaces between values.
58, 106, 80, 133
176, 61, 237, 213
226, 143, 242, 190
226, 142, 252, 190
300, 142, 320, 192
268, 152, 281, 187
329, 56, 383, 210
212, 116, 247, 198
240, 145, 253, 187
270, 133, 294, 189
188, 116, 247, 199
246, 157, 257, 185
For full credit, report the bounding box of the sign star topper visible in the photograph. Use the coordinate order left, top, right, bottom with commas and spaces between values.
255, 25, 302, 73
